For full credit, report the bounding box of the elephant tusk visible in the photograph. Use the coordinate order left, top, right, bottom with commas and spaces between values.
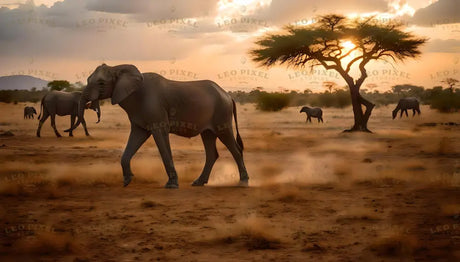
85, 101, 92, 109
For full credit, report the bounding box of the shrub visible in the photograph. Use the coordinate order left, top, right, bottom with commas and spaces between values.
430, 90, 460, 112
256, 92, 290, 111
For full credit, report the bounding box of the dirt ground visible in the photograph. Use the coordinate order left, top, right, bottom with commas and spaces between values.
0, 102, 459, 261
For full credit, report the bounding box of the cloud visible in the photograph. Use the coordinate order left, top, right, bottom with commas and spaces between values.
424, 39, 460, 53
0, 0, 209, 61
85, 0, 218, 20
410, 0, 459, 26
0, 0, 457, 86
248, 0, 388, 25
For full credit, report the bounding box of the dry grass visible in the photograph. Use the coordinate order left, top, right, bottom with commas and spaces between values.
0, 182, 28, 196
0, 102, 459, 260
440, 204, 460, 217
140, 200, 162, 208
10, 232, 81, 255
204, 214, 283, 250
368, 231, 419, 257
336, 207, 382, 222
270, 184, 305, 202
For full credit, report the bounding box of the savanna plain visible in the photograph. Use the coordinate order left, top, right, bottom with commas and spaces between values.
0, 102, 459, 262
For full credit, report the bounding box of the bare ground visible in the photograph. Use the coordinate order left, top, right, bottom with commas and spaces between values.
0, 102, 459, 261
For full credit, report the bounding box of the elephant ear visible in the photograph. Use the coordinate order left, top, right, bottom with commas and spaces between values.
111, 65, 143, 105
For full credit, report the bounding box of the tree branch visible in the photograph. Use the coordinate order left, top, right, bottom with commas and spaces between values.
345, 55, 364, 73
338, 46, 359, 60
355, 57, 370, 88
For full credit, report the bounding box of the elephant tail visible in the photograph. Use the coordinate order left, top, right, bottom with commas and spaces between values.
38, 97, 44, 120
232, 99, 244, 154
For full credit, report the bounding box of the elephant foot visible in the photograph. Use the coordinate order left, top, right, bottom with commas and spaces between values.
85, 133, 90, 136
69, 134, 73, 137
191, 179, 207, 186
238, 179, 249, 187
56, 134, 62, 138
36, 134, 40, 138
165, 178, 179, 189
123, 175, 133, 187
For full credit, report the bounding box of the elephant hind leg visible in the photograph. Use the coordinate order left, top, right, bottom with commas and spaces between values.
36, 112, 49, 137
217, 130, 249, 186
193, 130, 218, 186
404, 109, 409, 117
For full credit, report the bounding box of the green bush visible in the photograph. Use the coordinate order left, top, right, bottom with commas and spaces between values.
310, 90, 351, 108
429, 90, 460, 112
256, 92, 291, 111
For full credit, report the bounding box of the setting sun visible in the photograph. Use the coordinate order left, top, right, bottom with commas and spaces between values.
341, 40, 356, 51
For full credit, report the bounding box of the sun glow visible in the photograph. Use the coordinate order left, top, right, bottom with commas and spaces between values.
389, 0, 416, 17
341, 40, 356, 51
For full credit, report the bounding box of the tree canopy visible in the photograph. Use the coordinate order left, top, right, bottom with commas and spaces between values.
47, 80, 71, 91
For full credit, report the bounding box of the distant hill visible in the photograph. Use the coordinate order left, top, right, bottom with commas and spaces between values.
0, 75, 48, 90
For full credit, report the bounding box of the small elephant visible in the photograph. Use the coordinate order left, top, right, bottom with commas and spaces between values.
37, 90, 100, 137
392, 97, 420, 119
300, 106, 323, 123
24, 106, 37, 119
66, 64, 249, 188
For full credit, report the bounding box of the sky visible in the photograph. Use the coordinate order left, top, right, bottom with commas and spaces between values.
0, 0, 458, 92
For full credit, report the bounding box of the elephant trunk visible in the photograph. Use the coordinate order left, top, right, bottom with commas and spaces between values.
93, 99, 101, 123
392, 104, 401, 119
96, 108, 101, 123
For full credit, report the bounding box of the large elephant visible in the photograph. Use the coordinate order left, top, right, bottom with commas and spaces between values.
392, 97, 420, 119
37, 90, 100, 137
65, 64, 249, 188
300, 106, 323, 123
24, 106, 37, 119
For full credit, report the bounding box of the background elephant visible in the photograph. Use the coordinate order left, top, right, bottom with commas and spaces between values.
66, 64, 249, 188
24, 106, 37, 119
300, 106, 323, 123
392, 97, 421, 119
37, 90, 100, 137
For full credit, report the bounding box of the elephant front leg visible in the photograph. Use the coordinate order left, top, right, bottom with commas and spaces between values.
152, 129, 178, 189
69, 115, 76, 137
121, 124, 151, 187
81, 119, 90, 136
50, 115, 61, 137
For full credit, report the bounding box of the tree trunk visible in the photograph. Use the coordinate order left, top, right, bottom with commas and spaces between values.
344, 85, 375, 133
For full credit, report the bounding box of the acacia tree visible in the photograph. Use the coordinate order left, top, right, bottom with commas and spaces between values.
441, 78, 459, 93
47, 80, 70, 91
250, 14, 427, 132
